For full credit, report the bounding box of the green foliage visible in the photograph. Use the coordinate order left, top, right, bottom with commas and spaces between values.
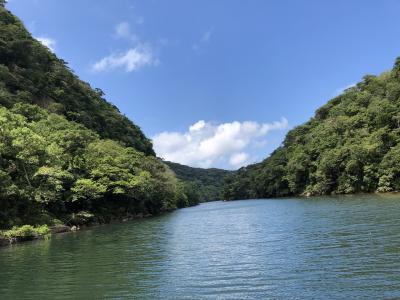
67, 211, 95, 226
176, 181, 201, 208
0, 104, 196, 229
165, 161, 232, 202
0, 8, 201, 231
224, 58, 400, 199
2, 225, 49, 239
0, 6, 154, 155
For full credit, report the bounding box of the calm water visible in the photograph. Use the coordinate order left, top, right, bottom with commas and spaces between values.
1, 195, 400, 299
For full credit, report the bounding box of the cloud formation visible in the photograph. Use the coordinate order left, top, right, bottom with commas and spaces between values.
152, 118, 288, 169
229, 152, 249, 167
201, 29, 212, 42
92, 46, 157, 73
193, 28, 213, 52
114, 22, 138, 42
35, 36, 56, 52
335, 83, 356, 96
93, 21, 157, 73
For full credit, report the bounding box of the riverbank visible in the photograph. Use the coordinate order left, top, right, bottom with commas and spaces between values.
0, 212, 159, 248
225, 190, 400, 202
0, 224, 73, 247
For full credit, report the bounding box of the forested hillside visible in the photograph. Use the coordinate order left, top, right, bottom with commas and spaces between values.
165, 161, 232, 202
224, 58, 400, 199
0, 104, 191, 229
0, 5, 153, 155
0, 5, 198, 236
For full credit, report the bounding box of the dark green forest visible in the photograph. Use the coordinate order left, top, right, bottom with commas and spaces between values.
165, 161, 232, 202
0, 5, 200, 237
224, 58, 400, 200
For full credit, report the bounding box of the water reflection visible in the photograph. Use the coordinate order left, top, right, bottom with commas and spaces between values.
1, 195, 400, 299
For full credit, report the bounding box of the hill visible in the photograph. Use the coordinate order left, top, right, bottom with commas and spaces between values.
224, 58, 400, 199
0, 5, 198, 234
165, 161, 232, 202
0, 5, 154, 155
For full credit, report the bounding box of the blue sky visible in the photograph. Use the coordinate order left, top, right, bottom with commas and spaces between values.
7, 0, 400, 169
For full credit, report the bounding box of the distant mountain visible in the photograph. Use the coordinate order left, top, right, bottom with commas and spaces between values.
0, 6, 154, 155
224, 58, 400, 199
165, 161, 233, 202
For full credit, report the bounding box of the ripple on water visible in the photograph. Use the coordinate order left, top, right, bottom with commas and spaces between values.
1, 196, 400, 299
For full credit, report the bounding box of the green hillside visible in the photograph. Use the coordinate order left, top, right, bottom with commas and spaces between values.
165, 161, 232, 202
0, 5, 153, 155
224, 58, 400, 199
0, 5, 198, 233
0, 104, 188, 229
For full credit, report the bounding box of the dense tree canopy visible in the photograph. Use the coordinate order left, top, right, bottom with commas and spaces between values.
165, 161, 232, 202
224, 58, 400, 200
0, 104, 197, 229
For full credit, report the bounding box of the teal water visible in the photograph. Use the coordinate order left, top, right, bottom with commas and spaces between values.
1, 195, 400, 299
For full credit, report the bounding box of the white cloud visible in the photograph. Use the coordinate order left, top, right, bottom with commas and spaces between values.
93, 21, 158, 73
35, 36, 56, 52
114, 22, 138, 42
335, 83, 356, 96
136, 17, 145, 25
201, 29, 212, 42
153, 118, 288, 169
115, 22, 130, 38
229, 152, 249, 167
193, 28, 213, 52
92, 46, 157, 73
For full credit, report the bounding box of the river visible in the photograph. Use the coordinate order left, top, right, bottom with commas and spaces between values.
1, 195, 400, 299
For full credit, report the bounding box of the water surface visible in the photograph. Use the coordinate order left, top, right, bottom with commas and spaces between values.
1, 195, 400, 299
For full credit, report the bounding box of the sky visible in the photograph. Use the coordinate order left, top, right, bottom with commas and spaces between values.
7, 0, 400, 169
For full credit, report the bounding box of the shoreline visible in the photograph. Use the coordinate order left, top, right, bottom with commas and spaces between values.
0, 201, 208, 248
4, 192, 398, 248
0, 212, 162, 248
224, 191, 400, 202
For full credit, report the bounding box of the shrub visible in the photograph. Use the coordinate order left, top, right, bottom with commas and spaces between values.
2, 225, 50, 239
